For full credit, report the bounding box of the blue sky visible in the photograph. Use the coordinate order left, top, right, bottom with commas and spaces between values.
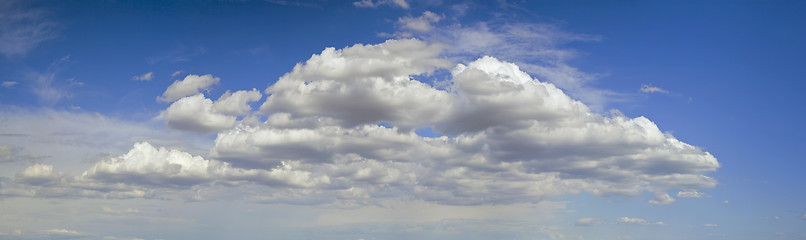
1, 0, 805, 239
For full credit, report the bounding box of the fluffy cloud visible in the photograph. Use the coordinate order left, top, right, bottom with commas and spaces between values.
212, 89, 262, 116
2, 39, 719, 207
14, 164, 63, 185
213, 39, 719, 205
131, 72, 153, 81
82, 141, 328, 189
158, 74, 220, 102
649, 191, 676, 205
163, 94, 238, 133
162, 88, 261, 133
258, 39, 452, 129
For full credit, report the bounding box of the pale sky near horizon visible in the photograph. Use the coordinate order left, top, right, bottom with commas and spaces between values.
1, 1, 805, 239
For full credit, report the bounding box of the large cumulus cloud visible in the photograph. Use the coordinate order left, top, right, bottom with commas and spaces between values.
7, 39, 718, 206
209, 38, 719, 205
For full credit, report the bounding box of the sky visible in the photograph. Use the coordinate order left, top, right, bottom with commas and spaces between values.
1, 0, 805, 239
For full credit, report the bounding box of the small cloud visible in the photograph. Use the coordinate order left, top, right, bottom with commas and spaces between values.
132, 72, 154, 81
42, 228, 92, 237
353, 0, 409, 9
617, 217, 664, 226
722, 200, 729, 204
704, 223, 718, 227
67, 77, 83, 86
1, 81, 18, 88
676, 190, 705, 198
648, 191, 675, 205
171, 71, 183, 78
575, 218, 601, 226
640, 84, 669, 94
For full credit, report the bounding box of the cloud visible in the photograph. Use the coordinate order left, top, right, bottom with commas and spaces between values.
213, 89, 262, 116
398, 18, 616, 110
398, 11, 442, 33
353, 0, 409, 9
82, 141, 329, 189
617, 217, 664, 226
649, 191, 676, 205
677, 189, 705, 198
0, 145, 19, 162
42, 228, 92, 238
1, 81, 18, 88
132, 72, 154, 81
14, 163, 64, 185
158, 74, 220, 102
1, 39, 719, 207
163, 94, 238, 133
640, 84, 669, 94
704, 223, 718, 227
27, 56, 73, 105
575, 218, 602, 226
214, 39, 719, 205
0, 0, 59, 56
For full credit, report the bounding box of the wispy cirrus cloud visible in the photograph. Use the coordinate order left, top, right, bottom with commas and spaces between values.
0, 0, 59, 57
640, 84, 669, 94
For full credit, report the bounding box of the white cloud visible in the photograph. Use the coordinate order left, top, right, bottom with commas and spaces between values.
14, 163, 63, 185
132, 72, 154, 81
163, 94, 238, 133
172, 70, 183, 77
402, 19, 615, 109
649, 191, 676, 205
215, 39, 719, 205
258, 39, 452, 130
353, 0, 409, 9
704, 223, 718, 227
398, 11, 442, 33
1, 39, 719, 209
157, 74, 220, 102
677, 189, 705, 198
617, 217, 664, 226
1, 81, 18, 88
640, 84, 669, 94
212, 89, 262, 116
0, 0, 59, 56
81, 141, 329, 189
